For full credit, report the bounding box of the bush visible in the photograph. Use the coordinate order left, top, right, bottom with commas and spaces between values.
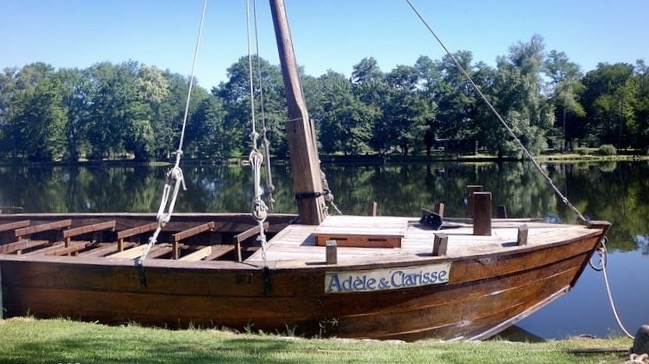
576, 148, 591, 155
597, 144, 617, 156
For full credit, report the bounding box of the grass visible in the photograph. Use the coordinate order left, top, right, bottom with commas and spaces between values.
0, 317, 633, 364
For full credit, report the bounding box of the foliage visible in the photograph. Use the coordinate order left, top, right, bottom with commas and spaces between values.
597, 144, 617, 155
0, 38, 647, 161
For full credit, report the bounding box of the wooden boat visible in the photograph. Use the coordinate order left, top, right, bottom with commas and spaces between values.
0, 0, 610, 341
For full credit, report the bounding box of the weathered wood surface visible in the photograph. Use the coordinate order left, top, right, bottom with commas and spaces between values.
0, 212, 608, 341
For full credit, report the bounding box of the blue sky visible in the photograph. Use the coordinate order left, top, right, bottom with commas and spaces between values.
1, 0, 646, 90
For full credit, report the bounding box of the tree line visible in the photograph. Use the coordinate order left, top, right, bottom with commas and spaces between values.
1, 35, 647, 162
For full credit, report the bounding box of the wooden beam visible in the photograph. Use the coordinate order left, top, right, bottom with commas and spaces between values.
63, 221, 116, 239
179, 246, 212, 261
0, 239, 50, 254
0, 220, 30, 233
14, 219, 72, 239
270, 0, 325, 225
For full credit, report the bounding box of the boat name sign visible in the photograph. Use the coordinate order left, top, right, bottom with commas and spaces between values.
324, 263, 451, 293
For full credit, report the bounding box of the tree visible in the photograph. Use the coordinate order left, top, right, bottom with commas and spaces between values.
215, 56, 287, 158
312, 71, 373, 155
544, 50, 585, 151
580, 63, 636, 148
10, 66, 67, 160
477, 35, 554, 158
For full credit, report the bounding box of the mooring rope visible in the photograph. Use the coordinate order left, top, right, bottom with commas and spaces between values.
404, 0, 587, 224
590, 239, 635, 339
137, 0, 208, 267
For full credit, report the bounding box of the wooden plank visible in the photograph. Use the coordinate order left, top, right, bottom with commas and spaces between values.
63, 221, 116, 239
116, 222, 158, 240
147, 245, 173, 259
106, 245, 148, 259
78, 242, 136, 258
179, 246, 212, 261
172, 222, 215, 242
204, 245, 236, 261
50, 243, 89, 256
14, 219, 72, 238
0, 220, 30, 233
314, 233, 401, 248
0, 239, 50, 254
22, 242, 65, 256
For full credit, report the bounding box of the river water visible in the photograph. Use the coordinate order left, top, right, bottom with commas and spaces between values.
0, 160, 647, 339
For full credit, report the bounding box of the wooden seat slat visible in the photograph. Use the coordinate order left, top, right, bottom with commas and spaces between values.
0, 220, 31, 233
116, 222, 158, 240
63, 221, 116, 239
14, 219, 72, 238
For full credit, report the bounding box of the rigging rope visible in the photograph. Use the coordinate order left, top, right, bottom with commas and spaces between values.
252, 0, 276, 211
137, 0, 208, 266
404, 0, 587, 224
246, 0, 269, 267
405, 0, 635, 341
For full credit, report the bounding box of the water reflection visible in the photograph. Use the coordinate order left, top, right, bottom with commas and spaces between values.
1, 160, 648, 338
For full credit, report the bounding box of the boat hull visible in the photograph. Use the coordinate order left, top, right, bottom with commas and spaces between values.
0, 213, 607, 341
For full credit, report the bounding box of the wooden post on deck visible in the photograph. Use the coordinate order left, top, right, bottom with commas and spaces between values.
270, 0, 325, 225
434, 202, 445, 217
496, 205, 508, 218
367, 202, 378, 216
465, 185, 483, 218
473, 192, 492, 236
326, 240, 337, 265
517, 225, 529, 246
432, 233, 448, 256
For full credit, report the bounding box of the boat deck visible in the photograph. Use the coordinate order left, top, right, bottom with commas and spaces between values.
247, 215, 596, 268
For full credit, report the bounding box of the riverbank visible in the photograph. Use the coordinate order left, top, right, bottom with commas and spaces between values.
0, 317, 632, 363
2, 148, 648, 168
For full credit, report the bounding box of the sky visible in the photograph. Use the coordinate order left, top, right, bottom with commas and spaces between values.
1, 0, 647, 90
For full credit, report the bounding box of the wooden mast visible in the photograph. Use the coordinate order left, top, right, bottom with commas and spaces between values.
269, 0, 325, 225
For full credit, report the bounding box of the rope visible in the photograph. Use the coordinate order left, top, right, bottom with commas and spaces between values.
590, 238, 635, 339
252, 0, 276, 211
246, 0, 269, 267
137, 0, 208, 266
405, 1, 638, 341
404, 0, 588, 224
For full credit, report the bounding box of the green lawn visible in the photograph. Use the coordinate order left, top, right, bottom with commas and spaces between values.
0, 317, 633, 364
